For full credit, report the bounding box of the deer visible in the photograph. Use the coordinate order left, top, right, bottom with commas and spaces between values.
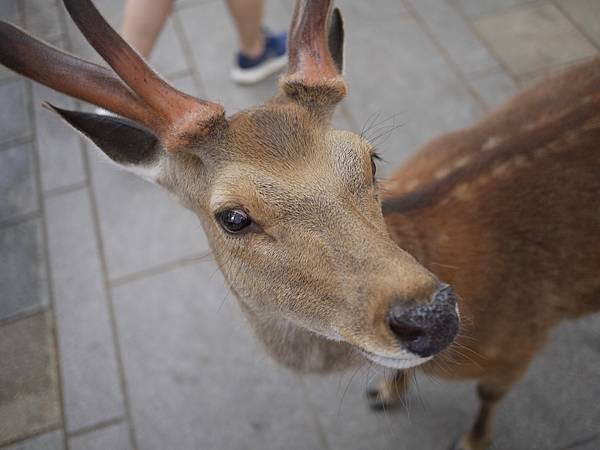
1, 0, 599, 449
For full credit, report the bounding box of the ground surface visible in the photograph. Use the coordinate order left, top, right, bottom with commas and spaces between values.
1, 0, 599, 449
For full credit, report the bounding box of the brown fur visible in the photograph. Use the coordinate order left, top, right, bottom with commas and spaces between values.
380, 58, 600, 449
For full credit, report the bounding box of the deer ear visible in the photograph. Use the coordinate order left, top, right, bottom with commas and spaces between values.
328, 8, 344, 74
44, 103, 163, 182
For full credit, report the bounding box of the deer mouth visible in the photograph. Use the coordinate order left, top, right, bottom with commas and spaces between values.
360, 349, 433, 370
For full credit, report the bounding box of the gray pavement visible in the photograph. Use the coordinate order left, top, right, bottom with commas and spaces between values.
1, 0, 599, 449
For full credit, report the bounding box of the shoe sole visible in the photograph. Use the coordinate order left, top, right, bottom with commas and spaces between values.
230, 54, 288, 85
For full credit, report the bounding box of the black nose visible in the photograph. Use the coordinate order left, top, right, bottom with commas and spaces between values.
387, 285, 459, 357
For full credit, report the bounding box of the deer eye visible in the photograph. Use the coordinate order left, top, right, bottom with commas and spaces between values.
216, 209, 252, 234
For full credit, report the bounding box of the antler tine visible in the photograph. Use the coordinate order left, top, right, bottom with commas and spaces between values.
282, 0, 347, 106
63, 0, 225, 147
0, 21, 158, 131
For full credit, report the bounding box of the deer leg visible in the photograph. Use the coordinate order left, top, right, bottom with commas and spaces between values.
453, 360, 534, 450
366, 370, 410, 410
452, 381, 507, 450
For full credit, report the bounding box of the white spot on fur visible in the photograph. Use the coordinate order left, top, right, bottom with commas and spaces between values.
514, 155, 529, 167
482, 136, 502, 152
492, 162, 509, 177
435, 167, 451, 180
405, 179, 420, 191
453, 183, 472, 200
454, 155, 471, 169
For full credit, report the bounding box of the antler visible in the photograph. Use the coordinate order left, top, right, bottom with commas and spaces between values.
281, 0, 347, 106
0, 0, 225, 152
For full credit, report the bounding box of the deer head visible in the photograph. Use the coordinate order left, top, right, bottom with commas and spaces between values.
0, 0, 459, 371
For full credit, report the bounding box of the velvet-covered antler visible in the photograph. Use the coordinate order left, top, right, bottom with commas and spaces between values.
0, 0, 225, 152
281, 0, 346, 107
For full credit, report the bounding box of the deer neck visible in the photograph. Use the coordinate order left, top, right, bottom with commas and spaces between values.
383, 208, 431, 268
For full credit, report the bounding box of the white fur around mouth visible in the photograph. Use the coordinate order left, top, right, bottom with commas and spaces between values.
361, 351, 432, 369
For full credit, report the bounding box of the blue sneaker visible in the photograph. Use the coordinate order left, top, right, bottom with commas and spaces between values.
230, 30, 287, 85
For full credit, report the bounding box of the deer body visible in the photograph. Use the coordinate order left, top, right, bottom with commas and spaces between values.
381, 58, 600, 449
386, 57, 600, 378
2, 1, 599, 449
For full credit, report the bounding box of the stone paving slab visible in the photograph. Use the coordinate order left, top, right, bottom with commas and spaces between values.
473, 3, 597, 77
340, 0, 407, 21
45, 188, 125, 432
69, 422, 131, 450
0, 218, 48, 322
86, 144, 208, 281
23, 0, 64, 41
1, 430, 64, 450
303, 370, 477, 450
32, 82, 86, 194
492, 314, 600, 450
340, 12, 483, 174
407, 0, 500, 76
0, 314, 61, 447
148, 18, 189, 78
0, 1, 21, 24
0, 143, 38, 223
557, 0, 600, 48
450, 0, 537, 18
0, 79, 31, 145
468, 70, 517, 110
64, 0, 189, 79
112, 262, 326, 450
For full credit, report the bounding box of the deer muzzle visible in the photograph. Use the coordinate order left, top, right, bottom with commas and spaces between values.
387, 284, 459, 358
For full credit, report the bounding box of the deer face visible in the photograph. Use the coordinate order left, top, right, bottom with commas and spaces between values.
0, 0, 459, 370
176, 104, 456, 369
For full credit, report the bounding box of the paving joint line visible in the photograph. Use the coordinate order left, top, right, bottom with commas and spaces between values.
19, 2, 70, 445
54, 3, 132, 447
79, 132, 140, 450
110, 252, 212, 288
550, 0, 600, 53
0, 75, 20, 87
454, 0, 544, 20
297, 376, 336, 450
47, 5, 83, 447
447, 0, 521, 87
0, 307, 49, 332
553, 428, 600, 449
513, 55, 598, 87
464, 65, 515, 82
67, 416, 127, 440
0, 425, 63, 450
0, 134, 34, 151
175, 0, 222, 13
402, 0, 489, 113
171, 6, 212, 99
43, 181, 89, 200
164, 68, 194, 81
0, 210, 40, 230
